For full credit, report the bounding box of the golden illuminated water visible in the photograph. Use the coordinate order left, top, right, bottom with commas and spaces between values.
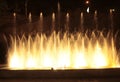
7, 31, 120, 70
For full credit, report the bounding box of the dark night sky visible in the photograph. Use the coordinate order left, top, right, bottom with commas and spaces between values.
5, 0, 120, 14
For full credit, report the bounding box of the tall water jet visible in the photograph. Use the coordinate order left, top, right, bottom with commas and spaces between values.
110, 9, 114, 29
39, 12, 43, 33
13, 12, 16, 35
94, 10, 98, 29
28, 12, 32, 33
28, 12, 32, 23
80, 12, 84, 30
66, 13, 69, 32
58, 2, 61, 31
52, 12, 55, 32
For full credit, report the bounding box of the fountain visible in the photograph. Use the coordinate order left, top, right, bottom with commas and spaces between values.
6, 10, 119, 70
0, 1, 120, 82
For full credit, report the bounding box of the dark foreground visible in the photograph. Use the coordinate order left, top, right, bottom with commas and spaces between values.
0, 68, 120, 82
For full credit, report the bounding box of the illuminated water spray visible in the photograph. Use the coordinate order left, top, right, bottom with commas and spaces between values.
94, 10, 98, 29
52, 12, 55, 32
28, 12, 32, 23
7, 31, 120, 70
58, 2, 61, 30
39, 12, 43, 32
66, 13, 69, 31
13, 12, 16, 34
110, 9, 114, 29
7, 5, 120, 70
80, 12, 84, 29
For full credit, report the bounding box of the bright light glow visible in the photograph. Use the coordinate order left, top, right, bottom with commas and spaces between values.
92, 42, 107, 68
29, 12, 32, 23
66, 13, 69, 17
110, 9, 115, 13
112, 9, 115, 12
40, 12, 43, 17
7, 32, 120, 70
87, 7, 90, 13
13, 12, 16, 17
85, 0, 89, 4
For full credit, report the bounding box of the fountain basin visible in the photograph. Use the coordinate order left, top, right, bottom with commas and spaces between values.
0, 68, 120, 79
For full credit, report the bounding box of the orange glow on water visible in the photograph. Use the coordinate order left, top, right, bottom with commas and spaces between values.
7, 31, 120, 70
